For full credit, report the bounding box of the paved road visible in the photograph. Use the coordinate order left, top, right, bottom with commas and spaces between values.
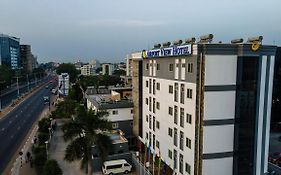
0, 78, 56, 174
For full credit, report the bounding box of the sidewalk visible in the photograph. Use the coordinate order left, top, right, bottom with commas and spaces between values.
49, 119, 85, 175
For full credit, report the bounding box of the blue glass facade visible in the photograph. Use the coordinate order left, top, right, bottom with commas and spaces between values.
0, 34, 20, 69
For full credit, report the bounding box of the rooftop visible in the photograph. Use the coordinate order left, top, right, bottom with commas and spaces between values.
86, 93, 133, 109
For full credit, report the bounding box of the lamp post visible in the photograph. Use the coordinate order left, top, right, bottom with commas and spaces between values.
48, 127, 52, 140
0, 81, 5, 112
45, 141, 48, 160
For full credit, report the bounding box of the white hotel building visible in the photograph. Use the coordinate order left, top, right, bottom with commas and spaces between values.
140, 36, 276, 175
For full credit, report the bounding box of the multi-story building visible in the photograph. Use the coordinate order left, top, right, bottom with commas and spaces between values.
102, 63, 113, 75
139, 35, 276, 175
20, 45, 37, 73
85, 86, 135, 147
58, 73, 69, 96
80, 64, 94, 76
0, 34, 20, 69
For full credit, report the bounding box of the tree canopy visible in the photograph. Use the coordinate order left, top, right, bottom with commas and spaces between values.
56, 63, 79, 83
62, 107, 113, 174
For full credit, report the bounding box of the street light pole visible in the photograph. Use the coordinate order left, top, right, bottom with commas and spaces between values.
26, 74, 29, 92
45, 141, 48, 160
16, 76, 20, 97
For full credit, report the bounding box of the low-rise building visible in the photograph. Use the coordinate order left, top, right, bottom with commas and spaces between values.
58, 73, 69, 96
85, 86, 135, 148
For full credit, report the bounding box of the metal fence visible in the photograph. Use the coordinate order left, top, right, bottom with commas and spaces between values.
131, 152, 152, 175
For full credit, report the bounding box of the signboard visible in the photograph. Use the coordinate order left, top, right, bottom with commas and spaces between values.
142, 44, 192, 59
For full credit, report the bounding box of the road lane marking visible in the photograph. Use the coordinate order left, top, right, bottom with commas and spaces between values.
1, 128, 5, 131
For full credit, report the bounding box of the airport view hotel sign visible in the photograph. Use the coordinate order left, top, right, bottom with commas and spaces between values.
142, 44, 192, 58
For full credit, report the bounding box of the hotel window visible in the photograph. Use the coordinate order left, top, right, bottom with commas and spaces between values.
153, 98, 156, 113
185, 163, 191, 174
180, 108, 184, 128
174, 83, 178, 102
174, 128, 178, 146
145, 98, 148, 105
169, 85, 173, 94
146, 80, 148, 87
149, 79, 152, 94
180, 131, 184, 151
149, 132, 152, 146
156, 140, 160, 148
156, 102, 160, 110
169, 63, 174, 71
146, 115, 148, 122
131, 109, 134, 114
146, 63, 149, 70
168, 106, 173, 115
112, 122, 119, 129
179, 154, 183, 174
182, 63, 186, 68
174, 149, 177, 170
153, 79, 156, 95
180, 84, 185, 104
168, 128, 173, 137
187, 88, 192, 99
146, 132, 148, 140
186, 113, 192, 124
149, 115, 152, 129
156, 121, 160, 129
186, 137, 191, 149
153, 134, 155, 149
174, 105, 178, 125
156, 82, 160, 90
112, 110, 118, 115
156, 63, 160, 70
168, 150, 172, 159
149, 97, 152, 111
153, 116, 155, 131
188, 63, 193, 73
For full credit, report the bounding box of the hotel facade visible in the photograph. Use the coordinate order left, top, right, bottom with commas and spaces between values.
139, 37, 276, 175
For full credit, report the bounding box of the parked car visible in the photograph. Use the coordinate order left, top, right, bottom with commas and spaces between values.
102, 159, 132, 175
269, 152, 281, 164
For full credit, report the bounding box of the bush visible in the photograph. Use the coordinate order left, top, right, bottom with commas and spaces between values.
34, 151, 47, 173
38, 132, 49, 146
38, 118, 51, 133
43, 159, 63, 175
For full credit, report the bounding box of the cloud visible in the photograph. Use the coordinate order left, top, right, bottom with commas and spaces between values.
79, 19, 167, 27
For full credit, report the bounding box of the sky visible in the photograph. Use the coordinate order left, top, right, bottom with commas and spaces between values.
0, 0, 280, 63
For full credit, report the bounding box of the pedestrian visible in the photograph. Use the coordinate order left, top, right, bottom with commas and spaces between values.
26, 151, 31, 162
30, 156, 33, 168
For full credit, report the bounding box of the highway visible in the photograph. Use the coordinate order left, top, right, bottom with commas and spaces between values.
0, 78, 56, 174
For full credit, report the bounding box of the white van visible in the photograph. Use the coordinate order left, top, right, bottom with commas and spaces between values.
102, 159, 132, 175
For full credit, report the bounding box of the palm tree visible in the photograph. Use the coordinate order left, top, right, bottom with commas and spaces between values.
62, 106, 113, 174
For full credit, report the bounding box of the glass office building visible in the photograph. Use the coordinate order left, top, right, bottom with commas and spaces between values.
0, 34, 20, 69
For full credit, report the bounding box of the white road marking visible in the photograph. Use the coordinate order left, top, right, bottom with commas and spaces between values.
1, 128, 5, 131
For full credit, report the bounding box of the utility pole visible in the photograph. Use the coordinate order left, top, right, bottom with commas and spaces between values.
16, 76, 20, 97
0, 81, 4, 112
26, 74, 29, 91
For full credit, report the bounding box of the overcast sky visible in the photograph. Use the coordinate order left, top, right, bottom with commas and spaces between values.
0, 0, 280, 63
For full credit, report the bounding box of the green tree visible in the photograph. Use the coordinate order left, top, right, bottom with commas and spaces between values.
43, 160, 63, 175
113, 69, 126, 76
52, 99, 79, 119
56, 63, 79, 83
34, 150, 47, 173
0, 65, 14, 88
62, 107, 113, 174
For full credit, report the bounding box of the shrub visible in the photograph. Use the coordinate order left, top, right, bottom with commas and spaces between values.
43, 159, 63, 175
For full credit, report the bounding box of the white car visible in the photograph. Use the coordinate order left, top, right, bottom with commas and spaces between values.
102, 159, 132, 175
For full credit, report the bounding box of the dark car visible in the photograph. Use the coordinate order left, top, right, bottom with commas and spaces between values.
269, 152, 281, 164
